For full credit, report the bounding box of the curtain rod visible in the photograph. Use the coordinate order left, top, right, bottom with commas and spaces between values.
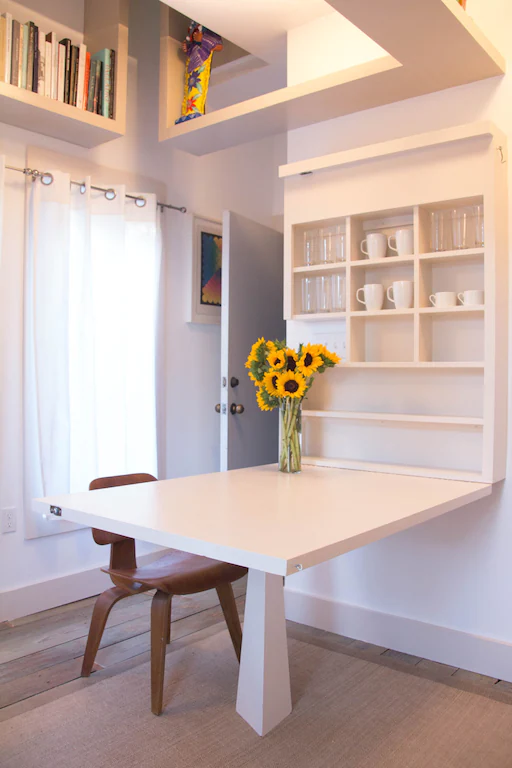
5, 164, 187, 213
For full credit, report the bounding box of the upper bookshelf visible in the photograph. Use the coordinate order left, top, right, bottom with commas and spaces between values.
0, 0, 128, 147
158, 0, 504, 155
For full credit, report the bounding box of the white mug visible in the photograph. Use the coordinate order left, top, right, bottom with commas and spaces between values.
361, 232, 387, 261
356, 283, 384, 312
387, 280, 413, 309
388, 228, 414, 257
458, 290, 484, 306
429, 291, 457, 308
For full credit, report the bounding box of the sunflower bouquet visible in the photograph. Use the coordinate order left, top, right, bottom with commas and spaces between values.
245, 338, 340, 473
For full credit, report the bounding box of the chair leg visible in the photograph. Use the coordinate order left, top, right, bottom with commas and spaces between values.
151, 590, 172, 715
166, 596, 172, 644
81, 586, 129, 677
216, 582, 243, 662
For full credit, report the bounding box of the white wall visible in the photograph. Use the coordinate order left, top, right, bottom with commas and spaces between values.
285, 0, 512, 677
0, 0, 284, 620
287, 9, 386, 87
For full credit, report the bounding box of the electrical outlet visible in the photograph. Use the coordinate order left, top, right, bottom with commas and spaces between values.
1, 508, 17, 534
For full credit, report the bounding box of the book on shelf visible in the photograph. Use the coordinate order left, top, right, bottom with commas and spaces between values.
32, 24, 39, 93
0, 15, 116, 119
76, 43, 86, 110
20, 22, 28, 89
57, 42, 65, 102
91, 49, 110, 118
69, 44, 78, 106
44, 38, 51, 97
10, 19, 20, 87
37, 28, 45, 94
1, 12, 12, 83
26, 22, 35, 91
109, 49, 115, 119
86, 56, 96, 112
59, 37, 71, 104
82, 51, 91, 110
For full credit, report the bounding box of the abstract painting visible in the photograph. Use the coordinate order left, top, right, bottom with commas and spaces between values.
188, 216, 222, 324
200, 231, 222, 307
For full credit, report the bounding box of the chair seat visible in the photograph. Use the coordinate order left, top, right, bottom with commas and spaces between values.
103, 549, 247, 595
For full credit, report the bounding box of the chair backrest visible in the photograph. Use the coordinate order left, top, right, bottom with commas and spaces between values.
90, 473, 157, 571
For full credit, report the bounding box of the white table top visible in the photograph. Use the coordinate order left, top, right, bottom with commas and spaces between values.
34, 465, 491, 576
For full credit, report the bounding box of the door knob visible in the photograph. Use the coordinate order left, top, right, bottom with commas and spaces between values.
215, 403, 221, 413
230, 403, 245, 415
230, 377, 239, 388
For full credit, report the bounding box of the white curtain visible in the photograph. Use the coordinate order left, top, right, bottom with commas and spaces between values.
24, 173, 161, 537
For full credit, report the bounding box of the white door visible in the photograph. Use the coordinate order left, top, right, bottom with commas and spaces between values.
220, 212, 285, 471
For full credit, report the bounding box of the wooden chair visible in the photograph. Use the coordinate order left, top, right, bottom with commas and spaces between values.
81, 473, 247, 714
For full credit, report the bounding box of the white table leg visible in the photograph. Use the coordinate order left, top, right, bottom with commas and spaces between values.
236, 568, 292, 736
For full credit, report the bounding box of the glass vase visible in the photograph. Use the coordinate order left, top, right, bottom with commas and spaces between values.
279, 399, 302, 473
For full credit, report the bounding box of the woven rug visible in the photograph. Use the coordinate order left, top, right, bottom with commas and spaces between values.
2, 625, 512, 768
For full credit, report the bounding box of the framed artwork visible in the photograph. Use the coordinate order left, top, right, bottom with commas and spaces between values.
188, 216, 223, 324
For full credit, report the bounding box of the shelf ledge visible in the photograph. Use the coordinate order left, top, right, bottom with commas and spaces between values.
302, 410, 483, 426
351, 255, 414, 268
293, 262, 347, 274
302, 456, 483, 483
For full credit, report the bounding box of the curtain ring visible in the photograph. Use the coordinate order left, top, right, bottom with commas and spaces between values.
41, 172, 54, 185
135, 197, 147, 208
80, 183, 87, 194
105, 188, 116, 200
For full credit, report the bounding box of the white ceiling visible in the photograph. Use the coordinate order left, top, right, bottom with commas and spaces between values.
161, 0, 336, 59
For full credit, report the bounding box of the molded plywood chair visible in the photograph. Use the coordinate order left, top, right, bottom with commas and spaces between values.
81, 473, 247, 714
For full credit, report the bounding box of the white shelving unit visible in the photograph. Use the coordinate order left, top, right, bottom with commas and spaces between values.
282, 123, 508, 483
0, 0, 128, 147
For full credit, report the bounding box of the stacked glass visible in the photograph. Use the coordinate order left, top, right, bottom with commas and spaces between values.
430, 204, 484, 251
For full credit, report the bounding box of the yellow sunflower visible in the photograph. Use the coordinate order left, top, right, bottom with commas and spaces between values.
256, 386, 274, 411
284, 348, 299, 372
322, 348, 341, 365
297, 346, 323, 377
276, 370, 307, 399
263, 370, 280, 396
267, 349, 286, 370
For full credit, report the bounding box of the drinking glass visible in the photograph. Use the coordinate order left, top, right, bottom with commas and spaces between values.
304, 230, 319, 266
337, 233, 346, 262
474, 203, 484, 247
319, 225, 343, 264
451, 207, 473, 250
316, 275, 332, 313
430, 210, 451, 252
331, 273, 346, 312
301, 277, 316, 314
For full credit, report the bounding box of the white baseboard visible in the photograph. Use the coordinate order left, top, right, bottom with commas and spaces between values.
285, 587, 512, 682
0, 551, 165, 623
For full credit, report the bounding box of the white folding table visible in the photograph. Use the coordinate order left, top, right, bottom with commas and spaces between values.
34, 465, 491, 736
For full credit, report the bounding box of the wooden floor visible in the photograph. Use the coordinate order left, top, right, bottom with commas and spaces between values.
2, 578, 512, 724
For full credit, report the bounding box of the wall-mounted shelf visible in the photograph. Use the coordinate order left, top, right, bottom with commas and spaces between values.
293, 263, 346, 275
419, 306, 484, 315
351, 255, 415, 268
0, 0, 128, 147
419, 247, 484, 262
302, 456, 483, 483
303, 410, 484, 427
159, 1, 504, 156
292, 312, 346, 322
284, 124, 507, 483
338, 362, 485, 369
